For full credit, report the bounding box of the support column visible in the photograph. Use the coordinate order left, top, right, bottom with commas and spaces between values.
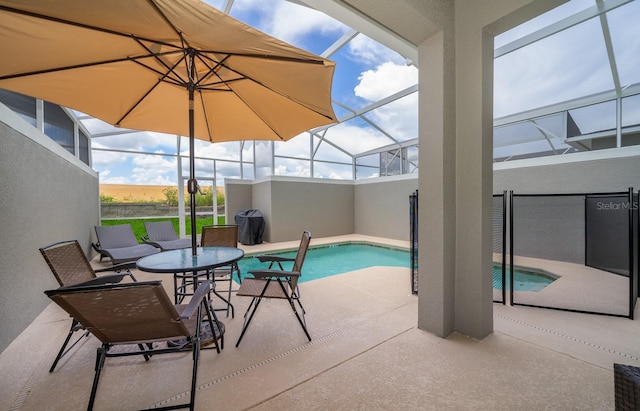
452, 10, 494, 337
418, 31, 456, 337
417, 0, 496, 340
417, 0, 559, 340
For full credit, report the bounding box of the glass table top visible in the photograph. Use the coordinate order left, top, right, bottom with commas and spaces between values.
136, 246, 244, 273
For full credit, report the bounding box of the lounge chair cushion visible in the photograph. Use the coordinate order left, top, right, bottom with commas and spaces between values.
95, 225, 159, 264
103, 244, 160, 264
143, 221, 192, 251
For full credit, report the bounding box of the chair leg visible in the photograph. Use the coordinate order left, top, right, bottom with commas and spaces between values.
234, 263, 243, 284
188, 337, 199, 411
88, 346, 107, 411
235, 296, 264, 347
49, 320, 89, 372
226, 273, 234, 317
211, 277, 234, 319
235, 277, 274, 348
290, 298, 311, 341
188, 310, 201, 411
276, 281, 311, 342
138, 343, 155, 361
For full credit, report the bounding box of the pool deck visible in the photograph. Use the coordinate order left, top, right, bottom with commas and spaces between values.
493, 253, 630, 315
2, 234, 639, 410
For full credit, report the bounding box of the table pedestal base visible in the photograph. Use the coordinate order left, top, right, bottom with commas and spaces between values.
168, 319, 225, 348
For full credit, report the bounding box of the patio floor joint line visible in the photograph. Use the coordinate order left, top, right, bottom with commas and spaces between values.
149, 319, 371, 409
496, 313, 640, 362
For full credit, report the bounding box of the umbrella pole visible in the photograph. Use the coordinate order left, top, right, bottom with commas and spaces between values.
187, 77, 198, 256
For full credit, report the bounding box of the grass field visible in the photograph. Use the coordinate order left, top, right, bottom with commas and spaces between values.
102, 216, 225, 242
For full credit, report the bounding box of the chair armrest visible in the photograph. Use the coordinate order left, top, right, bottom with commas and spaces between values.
72, 273, 130, 286
247, 269, 301, 279
180, 280, 212, 320
95, 261, 135, 272
95, 263, 138, 281
256, 255, 295, 264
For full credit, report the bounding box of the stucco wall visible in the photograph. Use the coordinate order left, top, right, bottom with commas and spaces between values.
494, 147, 640, 194
231, 177, 355, 243
0, 104, 99, 354
225, 175, 418, 243
354, 175, 418, 240
252, 180, 274, 241
223, 179, 253, 223
493, 148, 640, 265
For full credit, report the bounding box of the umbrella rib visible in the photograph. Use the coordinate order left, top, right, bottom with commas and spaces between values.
132, 38, 190, 86
129, 58, 185, 88
0, 51, 179, 81
0, 4, 180, 50
198, 50, 329, 66
146, 0, 186, 44
115, 56, 188, 127
192, 53, 235, 90
196, 90, 214, 142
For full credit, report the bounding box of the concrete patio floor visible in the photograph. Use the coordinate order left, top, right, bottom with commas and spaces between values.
2, 235, 639, 410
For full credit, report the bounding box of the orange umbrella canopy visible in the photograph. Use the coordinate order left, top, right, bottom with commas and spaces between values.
0, 0, 337, 142
0, 0, 337, 253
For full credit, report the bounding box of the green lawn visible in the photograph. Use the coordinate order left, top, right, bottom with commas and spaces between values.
101, 216, 225, 242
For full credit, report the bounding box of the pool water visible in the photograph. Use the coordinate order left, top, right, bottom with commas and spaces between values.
238, 243, 410, 283
492, 264, 557, 292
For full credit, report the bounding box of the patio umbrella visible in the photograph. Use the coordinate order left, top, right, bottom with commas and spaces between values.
0, 0, 336, 254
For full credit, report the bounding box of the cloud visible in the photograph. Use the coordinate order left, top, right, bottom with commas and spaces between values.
96, 152, 178, 185
90, 131, 176, 153
367, 93, 418, 141
269, 3, 347, 44
324, 122, 393, 155
274, 133, 310, 158
329, 61, 419, 153
129, 155, 177, 185
274, 160, 310, 177
229, 0, 347, 46
348, 34, 405, 66
354, 62, 417, 101
190, 140, 242, 161
91, 150, 130, 170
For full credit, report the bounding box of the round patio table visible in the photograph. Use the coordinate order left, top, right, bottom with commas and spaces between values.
136, 246, 244, 350
136, 246, 245, 304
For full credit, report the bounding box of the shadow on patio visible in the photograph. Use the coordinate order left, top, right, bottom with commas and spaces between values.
1, 235, 638, 410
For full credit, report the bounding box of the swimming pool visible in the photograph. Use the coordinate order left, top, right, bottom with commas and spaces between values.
238, 243, 410, 283
492, 264, 558, 292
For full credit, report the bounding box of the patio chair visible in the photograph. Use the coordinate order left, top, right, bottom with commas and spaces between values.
200, 225, 240, 318
92, 224, 160, 264
45, 280, 220, 411
235, 230, 311, 347
142, 221, 192, 251
39, 239, 137, 372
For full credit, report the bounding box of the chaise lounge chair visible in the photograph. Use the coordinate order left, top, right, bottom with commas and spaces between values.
142, 221, 192, 251
45, 280, 219, 411
92, 224, 159, 265
39, 239, 137, 372
235, 230, 311, 347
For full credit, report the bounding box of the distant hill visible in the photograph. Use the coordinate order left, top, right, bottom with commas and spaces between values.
100, 184, 224, 202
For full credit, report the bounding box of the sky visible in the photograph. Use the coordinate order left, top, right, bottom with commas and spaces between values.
492, 0, 640, 159
90, 0, 640, 184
